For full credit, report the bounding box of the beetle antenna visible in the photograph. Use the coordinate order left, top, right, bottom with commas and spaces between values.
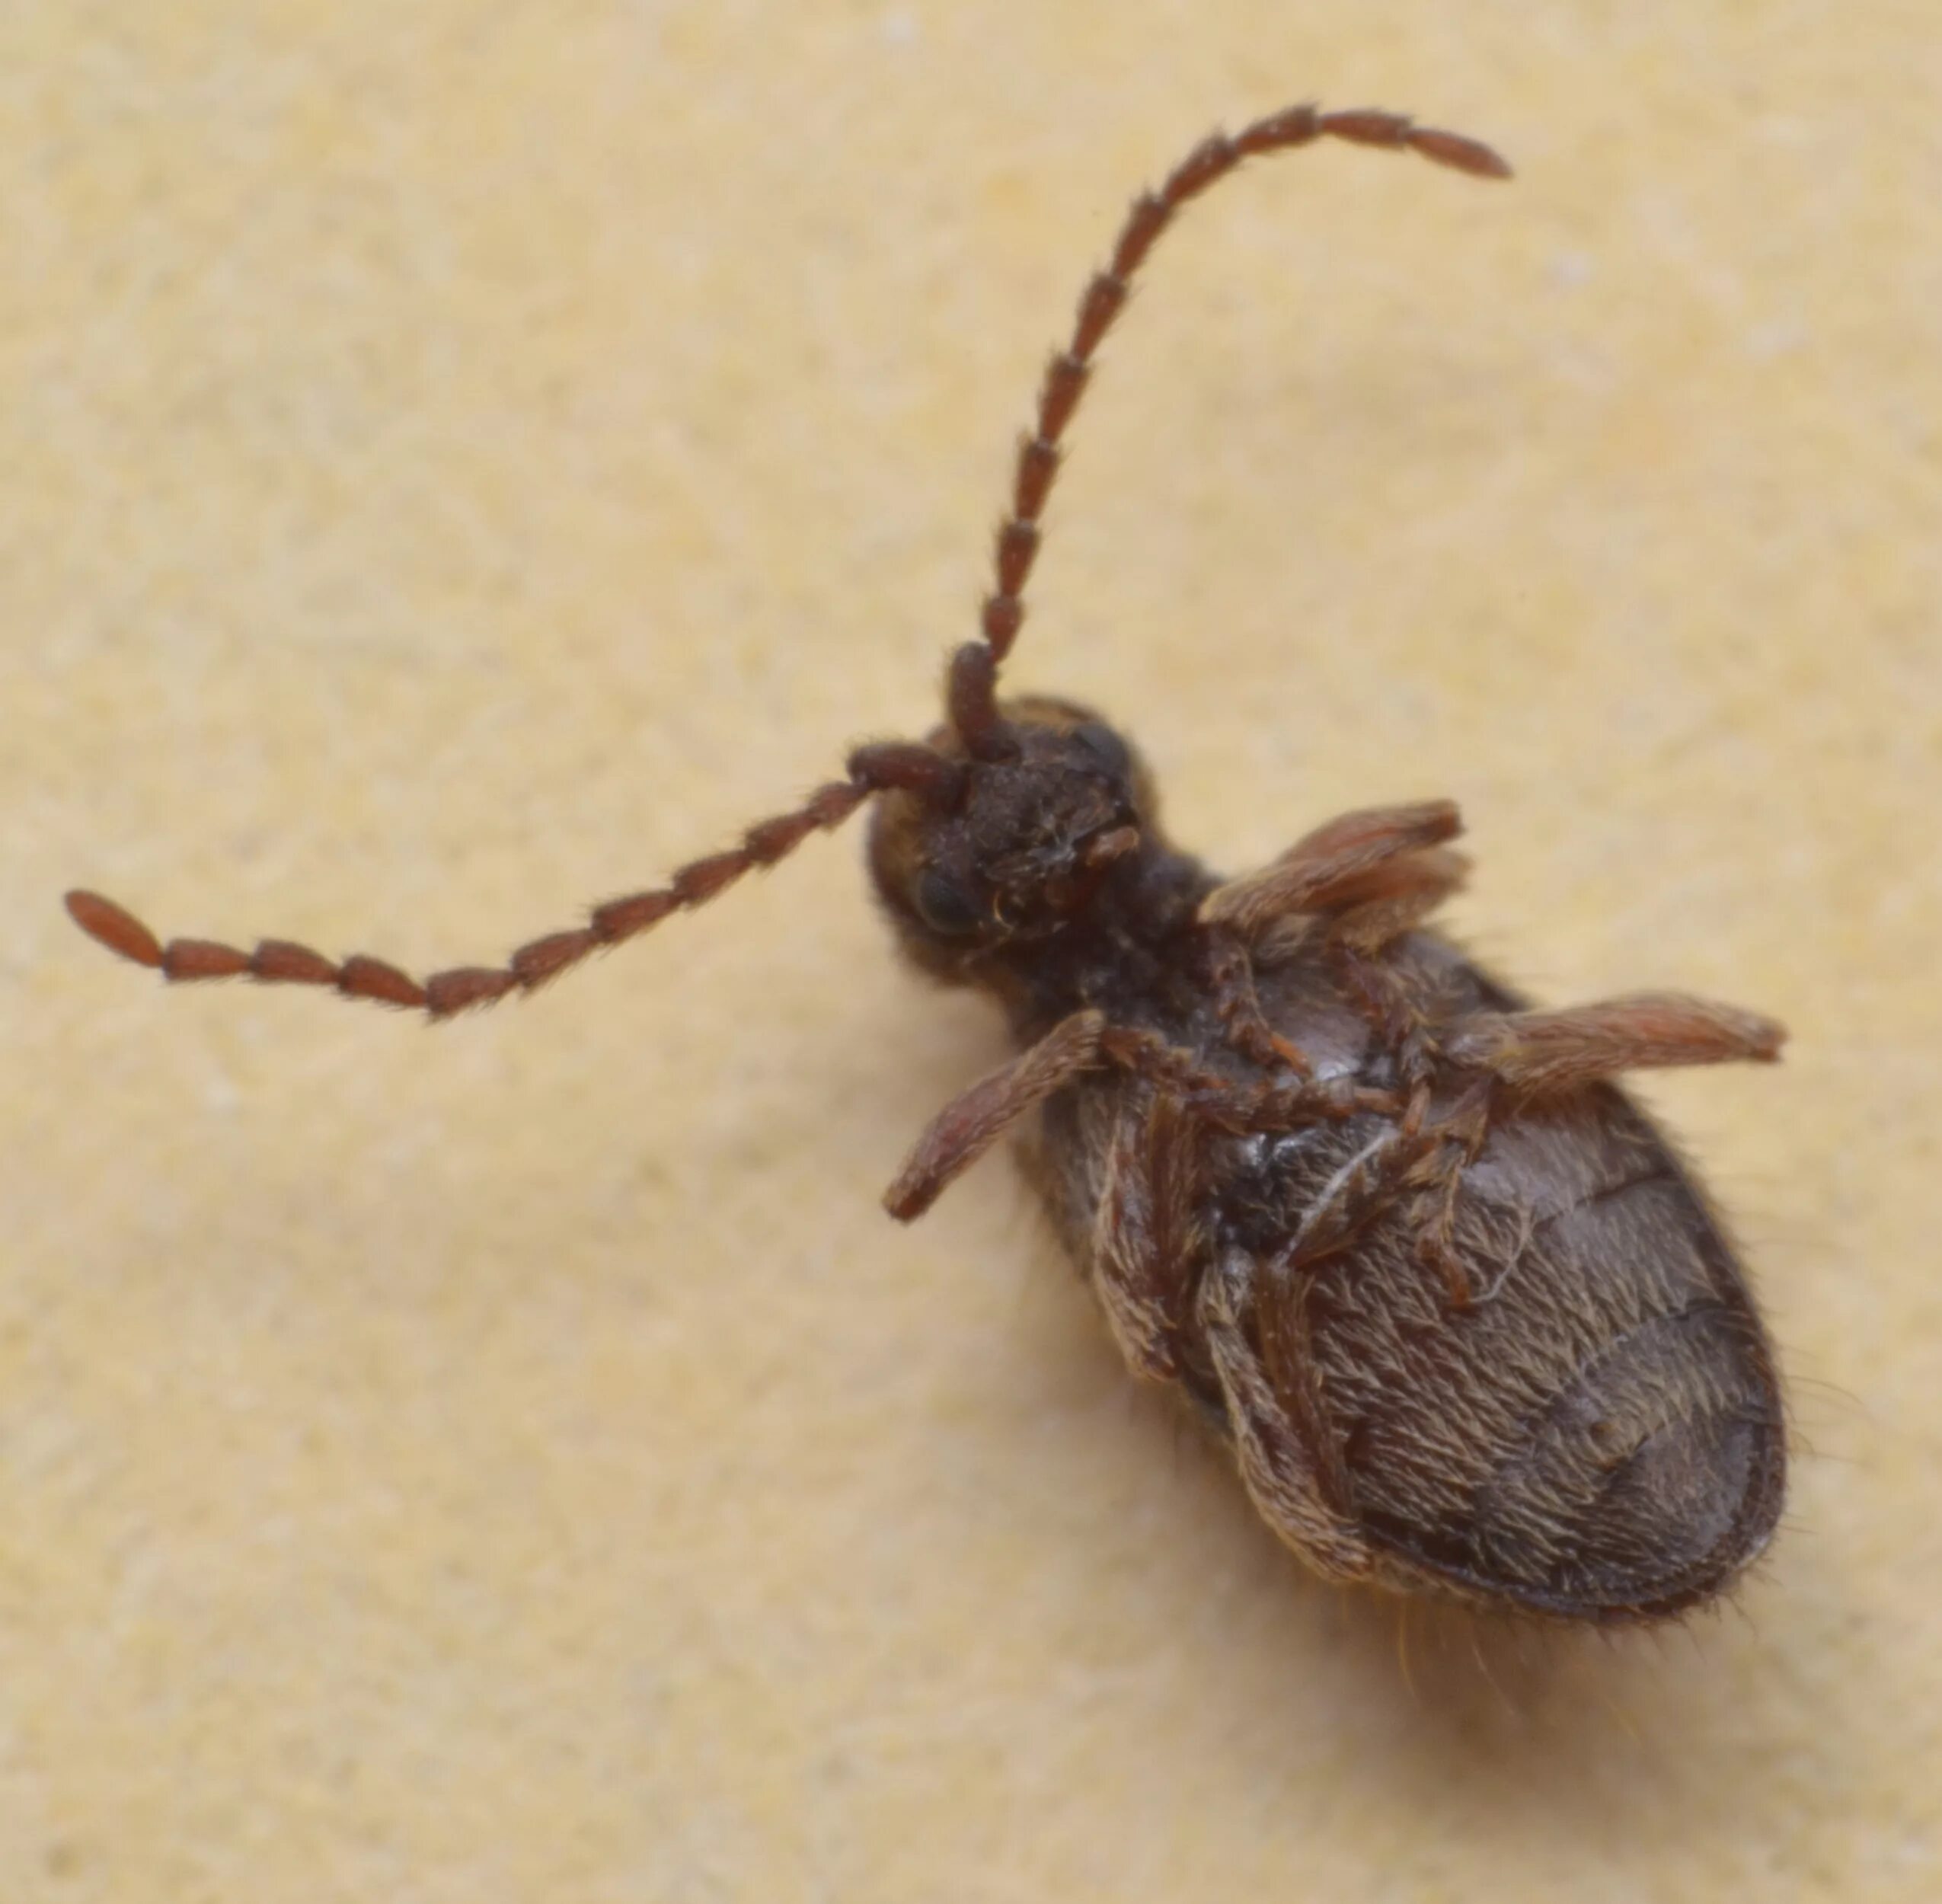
64, 741, 961, 1019
951, 102, 1509, 743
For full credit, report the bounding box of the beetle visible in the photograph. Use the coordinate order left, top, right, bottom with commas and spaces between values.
66, 103, 1787, 1624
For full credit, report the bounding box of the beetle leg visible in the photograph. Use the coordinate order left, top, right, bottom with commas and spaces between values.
883, 1010, 1107, 1220
1092, 1093, 1208, 1382
1276, 1116, 1452, 1276
1098, 1024, 1407, 1134
1198, 800, 1464, 940
1259, 1080, 1494, 1303
1444, 993, 1786, 1095
1401, 1082, 1496, 1306
1199, 1251, 1372, 1582
1207, 934, 1314, 1075
1321, 848, 1472, 955
1202, 805, 1468, 1073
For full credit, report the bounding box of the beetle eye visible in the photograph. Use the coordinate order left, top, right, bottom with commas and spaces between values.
913, 868, 985, 937
1072, 720, 1132, 780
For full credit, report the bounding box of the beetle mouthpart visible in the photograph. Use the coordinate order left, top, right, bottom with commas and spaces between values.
1084, 826, 1142, 868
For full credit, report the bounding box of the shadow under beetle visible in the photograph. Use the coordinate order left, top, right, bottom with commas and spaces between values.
68, 104, 1788, 1624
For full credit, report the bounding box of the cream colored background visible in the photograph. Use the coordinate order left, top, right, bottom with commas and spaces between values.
4, 4, 1938, 1899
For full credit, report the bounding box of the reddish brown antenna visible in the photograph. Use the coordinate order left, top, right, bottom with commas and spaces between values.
947, 103, 1508, 756
65, 104, 1507, 1017
64, 740, 952, 1019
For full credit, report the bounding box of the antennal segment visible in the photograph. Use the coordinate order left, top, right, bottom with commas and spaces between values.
974, 103, 1509, 679
63, 747, 954, 1018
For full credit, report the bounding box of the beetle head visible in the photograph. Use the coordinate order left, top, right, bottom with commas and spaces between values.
864, 682, 1157, 983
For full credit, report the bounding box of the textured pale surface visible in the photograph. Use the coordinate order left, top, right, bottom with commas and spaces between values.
4, 4, 1938, 1898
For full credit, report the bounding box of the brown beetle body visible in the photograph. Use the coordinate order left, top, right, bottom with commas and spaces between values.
867, 702, 1786, 1623
66, 104, 1788, 1624
1027, 887, 1787, 1622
